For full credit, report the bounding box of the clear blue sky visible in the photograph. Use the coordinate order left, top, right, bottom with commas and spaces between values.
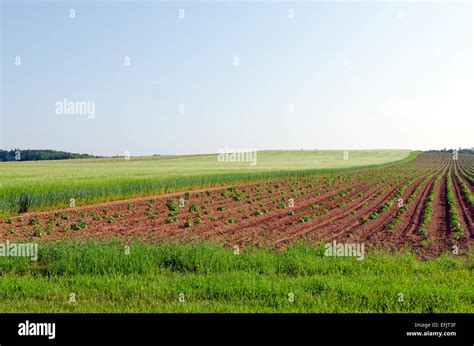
1, 1, 472, 156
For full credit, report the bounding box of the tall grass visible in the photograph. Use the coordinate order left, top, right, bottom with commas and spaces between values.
0, 240, 472, 313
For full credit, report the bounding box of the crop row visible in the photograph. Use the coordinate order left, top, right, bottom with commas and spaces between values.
361, 177, 416, 224
384, 175, 432, 231
454, 167, 474, 207
417, 173, 443, 237
446, 172, 464, 240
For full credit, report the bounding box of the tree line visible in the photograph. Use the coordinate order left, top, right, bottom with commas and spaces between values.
427, 148, 474, 155
0, 149, 97, 161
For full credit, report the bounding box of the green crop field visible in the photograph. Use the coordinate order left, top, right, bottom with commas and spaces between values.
0, 240, 472, 313
0, 149, 411, 215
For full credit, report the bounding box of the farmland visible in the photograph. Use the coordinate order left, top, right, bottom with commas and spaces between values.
0, 149, 410, 215
0, 152, 473, 313
2, 152, 472, 257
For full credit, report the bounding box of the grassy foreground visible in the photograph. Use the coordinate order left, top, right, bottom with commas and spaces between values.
0, 150, 411, 214
0, 240, 472, 313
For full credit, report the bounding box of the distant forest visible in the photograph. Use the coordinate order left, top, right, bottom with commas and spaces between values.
426, 148, 474, 155
0, 149, 97, 161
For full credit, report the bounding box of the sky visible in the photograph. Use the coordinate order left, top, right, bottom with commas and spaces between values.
0, 0, 473, 156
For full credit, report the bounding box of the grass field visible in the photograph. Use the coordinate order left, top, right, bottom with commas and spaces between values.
0, 149, 411, 215
0, 240, 472, 313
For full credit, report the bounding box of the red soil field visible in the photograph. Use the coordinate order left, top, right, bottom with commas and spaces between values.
1, 153, 473, 257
